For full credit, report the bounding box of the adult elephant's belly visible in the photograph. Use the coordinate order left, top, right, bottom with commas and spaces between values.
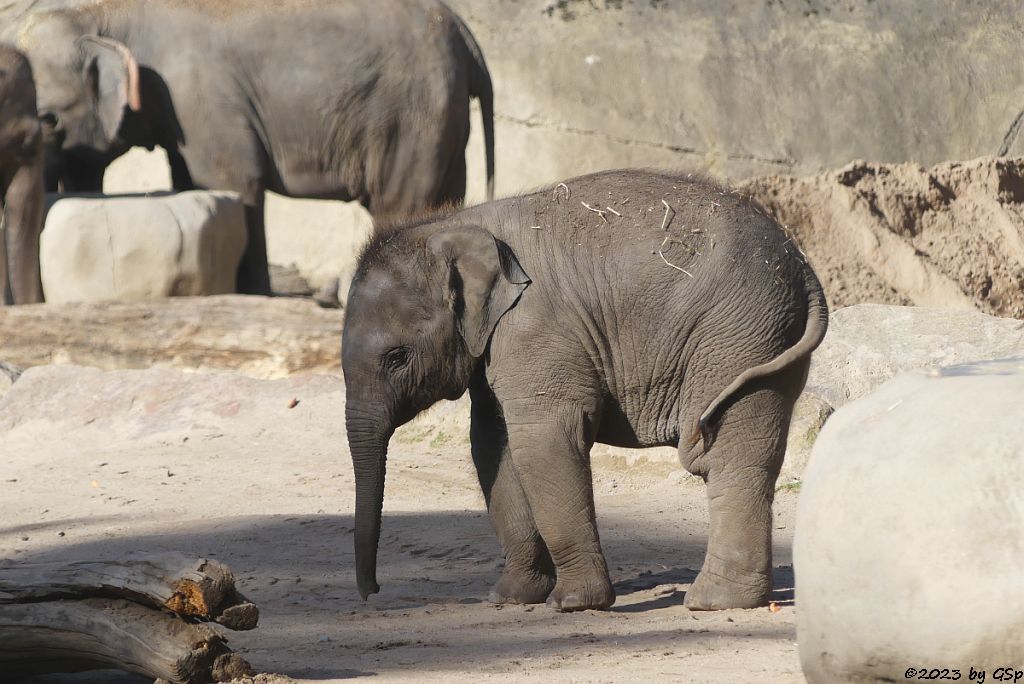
596, 395, 679, 449
269, 158, 361, 203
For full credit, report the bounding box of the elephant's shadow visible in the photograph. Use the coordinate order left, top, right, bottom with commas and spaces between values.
611, 566, 795, 613
5, 511, 797, 681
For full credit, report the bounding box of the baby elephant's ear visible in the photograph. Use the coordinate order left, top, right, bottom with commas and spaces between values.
428, 225, 530, 357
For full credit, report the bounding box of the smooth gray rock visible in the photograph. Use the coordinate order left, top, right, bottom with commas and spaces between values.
40, 192, 246, 303
795, 357, 1024, 683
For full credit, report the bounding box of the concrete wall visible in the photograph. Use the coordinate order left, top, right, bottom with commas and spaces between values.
450, 0, 1024, 194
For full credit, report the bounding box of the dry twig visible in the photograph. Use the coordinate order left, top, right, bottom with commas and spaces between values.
581, 201, 608, 222
657, 236, 693, 278
553, 183, 571, 202
606, 206, 621, 217
660, 200, 675, 231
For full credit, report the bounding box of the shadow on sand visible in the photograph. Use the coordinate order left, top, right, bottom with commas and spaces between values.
8, 511, 795, 681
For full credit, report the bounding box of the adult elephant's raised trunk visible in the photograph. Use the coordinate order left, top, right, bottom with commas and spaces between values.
346, 402, 390, 600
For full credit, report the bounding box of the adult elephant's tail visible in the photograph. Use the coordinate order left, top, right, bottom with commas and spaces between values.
696, 266, 830, 450
452, 12, 495, 200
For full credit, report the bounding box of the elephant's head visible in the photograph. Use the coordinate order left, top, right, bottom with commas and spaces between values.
342, 222, 530, 599
17, 12, 141, 191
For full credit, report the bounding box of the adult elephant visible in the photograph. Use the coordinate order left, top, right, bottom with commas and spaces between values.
16, 0, 495, 295
0, 45, 44, 305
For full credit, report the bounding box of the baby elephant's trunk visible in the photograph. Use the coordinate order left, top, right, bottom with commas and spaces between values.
346, 402, 389, 600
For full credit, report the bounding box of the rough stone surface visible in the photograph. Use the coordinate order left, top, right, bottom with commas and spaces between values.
40, 191, 247, 303
0, 361, 22, 401
0, 295, 343, 379
744, 157, 1024, 318
795, 357, 1024, 683
777, 393, 833, 486
452, 1, 1024, 191
805, 304, 1024, 409
777, 304, 1024, 482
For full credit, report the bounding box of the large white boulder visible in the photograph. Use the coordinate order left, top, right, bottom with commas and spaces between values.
795, 357, 1024, 683
40, 191, 246, 303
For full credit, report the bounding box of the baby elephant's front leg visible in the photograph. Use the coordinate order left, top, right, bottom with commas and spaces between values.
502, 400, 614, 612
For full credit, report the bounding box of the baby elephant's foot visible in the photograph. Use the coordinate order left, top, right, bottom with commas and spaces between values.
684, 559, 771, 611
488, 568, 556, 605
545, 575, 615, 612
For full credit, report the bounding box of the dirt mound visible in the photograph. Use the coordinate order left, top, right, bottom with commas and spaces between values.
742, 156, 1024, 318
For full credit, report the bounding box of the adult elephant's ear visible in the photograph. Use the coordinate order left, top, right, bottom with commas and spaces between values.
76, 36, 141, 144
428, 225, 531, 357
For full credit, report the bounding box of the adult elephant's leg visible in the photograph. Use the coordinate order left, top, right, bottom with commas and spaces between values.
501, 398, 614, 612
3, 152, 44, 304
60, 154, 106, 193
0, 191, 9, 304
234, 181, 271, 296
434, 150, 467, 208
679, 362, 806, 610
166, 149, 195, 191
470, 381, 555, 604
176, 128, 270, 295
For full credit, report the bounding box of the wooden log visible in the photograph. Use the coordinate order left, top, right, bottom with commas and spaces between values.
0, 599, 253, 683
0, 555, 258, 630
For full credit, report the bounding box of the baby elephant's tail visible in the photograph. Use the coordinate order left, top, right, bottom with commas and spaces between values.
695, 269, 829, 451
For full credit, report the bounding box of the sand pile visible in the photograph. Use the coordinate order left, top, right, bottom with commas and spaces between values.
743, 156, 1024, 318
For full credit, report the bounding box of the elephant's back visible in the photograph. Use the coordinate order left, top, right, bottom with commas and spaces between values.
505, 169, 803, 302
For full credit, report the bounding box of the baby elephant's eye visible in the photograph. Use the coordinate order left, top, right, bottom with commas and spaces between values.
382, 347, 412, 372
39, 112, 59, 129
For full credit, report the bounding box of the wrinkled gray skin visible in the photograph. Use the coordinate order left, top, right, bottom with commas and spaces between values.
0, 45, 44, 306
17, 0, 494, 295
343, 169, 829, 612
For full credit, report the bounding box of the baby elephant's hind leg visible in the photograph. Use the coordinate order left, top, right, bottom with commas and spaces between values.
680, 363, 805, 610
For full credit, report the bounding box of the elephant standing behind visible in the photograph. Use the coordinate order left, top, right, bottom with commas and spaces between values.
342, 169, 828, 612
0, 44, 43, 305
16, 0, 494, 295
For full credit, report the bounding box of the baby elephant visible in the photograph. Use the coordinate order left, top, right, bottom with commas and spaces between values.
342, 169, 828, 612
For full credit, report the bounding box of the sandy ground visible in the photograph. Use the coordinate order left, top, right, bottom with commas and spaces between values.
1, 368, 802, 683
